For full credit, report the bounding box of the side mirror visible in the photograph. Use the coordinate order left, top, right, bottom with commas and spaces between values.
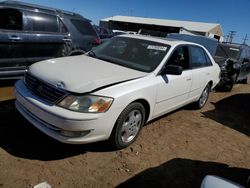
161, 65, 183, 75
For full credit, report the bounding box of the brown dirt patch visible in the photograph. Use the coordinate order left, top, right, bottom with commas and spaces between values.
0, 82, 249, 188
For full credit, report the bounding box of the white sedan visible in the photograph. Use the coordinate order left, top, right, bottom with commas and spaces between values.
15, 34, 220, 149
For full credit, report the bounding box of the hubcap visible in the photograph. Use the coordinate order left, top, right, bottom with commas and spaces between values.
199, 87, 209, 107
121, 110, 142, 143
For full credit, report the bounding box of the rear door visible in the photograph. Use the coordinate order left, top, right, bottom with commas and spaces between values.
189, 45, 213, 100
0, 8, 29, 74
24, 11, 69, 66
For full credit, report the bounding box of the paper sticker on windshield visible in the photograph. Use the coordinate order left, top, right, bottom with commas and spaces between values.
230, 48, 240, 52
147, 45, 168, 51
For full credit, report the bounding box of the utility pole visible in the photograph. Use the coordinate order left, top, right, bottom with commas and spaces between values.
227, 31, 236, 43
243, 34, 248, 45
224, 35, 229, 43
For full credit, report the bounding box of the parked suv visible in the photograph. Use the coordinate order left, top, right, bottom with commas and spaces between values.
214, 43, 250, 91
0, 0, 100, 79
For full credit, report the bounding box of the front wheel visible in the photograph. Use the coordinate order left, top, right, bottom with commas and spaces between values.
218, 75, 237, 92
193, 84, 210, 109
221, 80, 234, 92
110, 102, 146, 149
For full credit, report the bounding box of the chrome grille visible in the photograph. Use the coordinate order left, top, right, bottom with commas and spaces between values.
25, 73, 67, 104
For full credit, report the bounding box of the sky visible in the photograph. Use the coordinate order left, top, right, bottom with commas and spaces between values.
19, 0, 250, 45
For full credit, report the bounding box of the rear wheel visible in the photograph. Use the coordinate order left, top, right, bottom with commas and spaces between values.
110, 102, 145, 149
193, 84, 210, 109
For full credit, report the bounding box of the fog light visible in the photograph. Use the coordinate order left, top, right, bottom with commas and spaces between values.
60, 130, 91, 138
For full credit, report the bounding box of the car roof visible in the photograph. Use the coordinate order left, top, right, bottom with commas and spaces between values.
118, 34, 204, 47
0, 0, 89, 21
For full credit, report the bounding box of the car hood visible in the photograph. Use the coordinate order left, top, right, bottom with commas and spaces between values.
29, 55, 147, 93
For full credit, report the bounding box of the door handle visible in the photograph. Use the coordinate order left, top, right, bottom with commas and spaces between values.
186, 78, 192, 81
8, 36, 22, 41
62, 38, 72, 42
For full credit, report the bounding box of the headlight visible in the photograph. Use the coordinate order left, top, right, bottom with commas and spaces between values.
58, 95, 113, 113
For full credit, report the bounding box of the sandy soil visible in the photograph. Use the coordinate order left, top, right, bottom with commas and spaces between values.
0, 81, 249, 188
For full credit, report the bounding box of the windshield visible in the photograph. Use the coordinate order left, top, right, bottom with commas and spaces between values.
215, 44, 241, 60
90, 37, 170, 72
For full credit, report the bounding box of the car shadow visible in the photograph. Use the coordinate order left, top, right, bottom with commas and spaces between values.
0, 79, 19, 87
117, 158, 250, 188
0, 99, 115, 161
202, 93, 250, 136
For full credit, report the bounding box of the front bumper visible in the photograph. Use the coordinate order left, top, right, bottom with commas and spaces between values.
0, 67, 26, 80
14, 80, 119, 144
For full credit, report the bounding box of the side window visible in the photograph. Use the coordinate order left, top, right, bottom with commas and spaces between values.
26, 11, 59, 33
167, 46, 190, 70
71, 19, 96, 36
190, 46, 210, 69
240, 48, 250, 63
240, 48, 248, 60
0, 8, 23, 31
247, 48, 250, 59
204, 52, 213, 66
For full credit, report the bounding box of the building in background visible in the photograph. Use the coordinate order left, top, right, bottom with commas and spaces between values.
100, 16, 224, 41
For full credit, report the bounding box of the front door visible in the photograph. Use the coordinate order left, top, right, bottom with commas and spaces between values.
0, 8, 28, 75
153, 46, 192, 118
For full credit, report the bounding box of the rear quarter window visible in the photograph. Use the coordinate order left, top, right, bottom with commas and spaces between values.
190, 46, 211, 68
71, 19, 96, 36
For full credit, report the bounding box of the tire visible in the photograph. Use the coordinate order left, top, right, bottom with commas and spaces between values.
240, 78, 248, 84
193, 84, 210, 109
221, 81, 234, 92
220, 75, 237, 92
110, 102, 146, 149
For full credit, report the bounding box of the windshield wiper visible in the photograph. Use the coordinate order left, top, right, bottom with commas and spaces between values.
87, 52, 116, 64
97, 56, 117, 64
88, 50, 97, 58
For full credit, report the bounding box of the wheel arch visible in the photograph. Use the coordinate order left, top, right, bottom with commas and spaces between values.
208, 80, 213, 91
129, 98, 151, 123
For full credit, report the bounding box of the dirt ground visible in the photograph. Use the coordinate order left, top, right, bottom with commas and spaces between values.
0, 80, 249, 188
